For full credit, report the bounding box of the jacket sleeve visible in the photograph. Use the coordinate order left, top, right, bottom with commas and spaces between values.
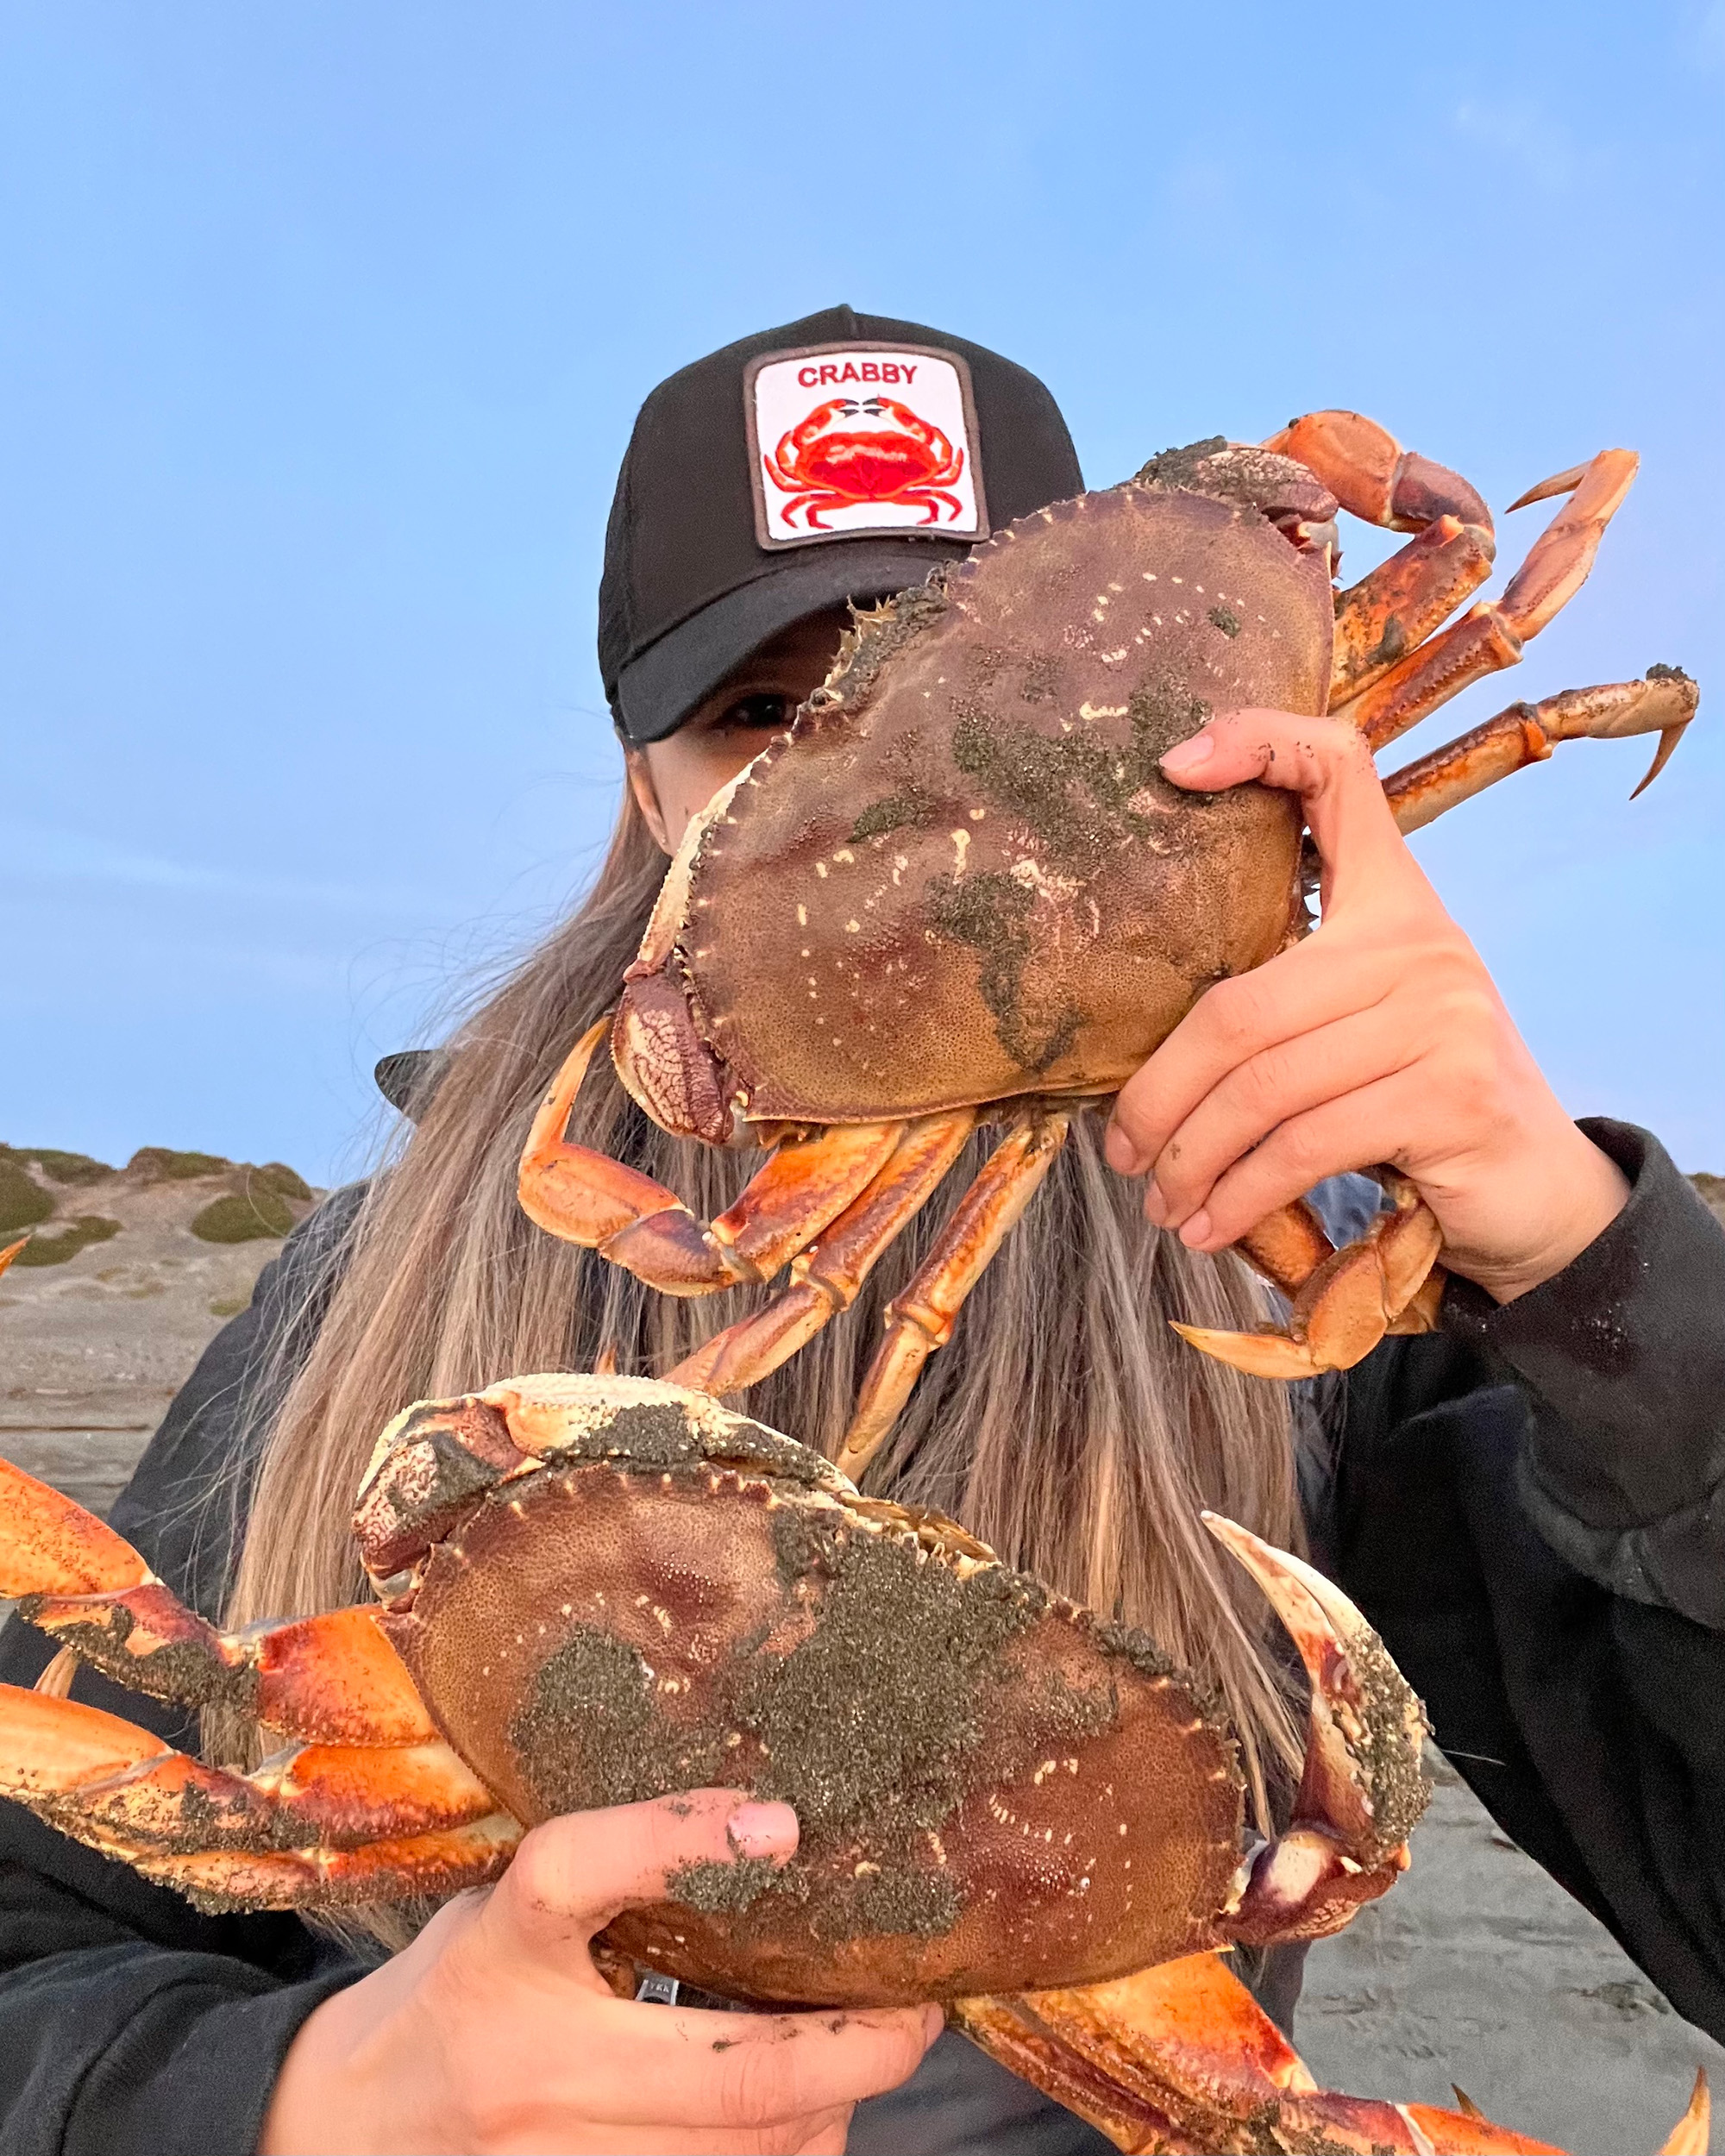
1319, 1119, 1725, 2045
0, 1194, 372, 2156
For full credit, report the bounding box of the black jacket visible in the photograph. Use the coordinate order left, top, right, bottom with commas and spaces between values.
3, 1119, 1723, 2155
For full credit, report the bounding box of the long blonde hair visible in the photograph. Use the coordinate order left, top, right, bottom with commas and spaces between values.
228, 786, 1304, 1915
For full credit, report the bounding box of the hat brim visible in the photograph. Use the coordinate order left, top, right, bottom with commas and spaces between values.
612, 537, 969, 746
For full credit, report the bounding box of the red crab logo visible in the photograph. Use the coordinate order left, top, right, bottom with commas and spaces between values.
763, 396, 966, 530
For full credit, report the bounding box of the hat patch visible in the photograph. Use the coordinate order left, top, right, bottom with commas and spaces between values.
747, 344, 988, 549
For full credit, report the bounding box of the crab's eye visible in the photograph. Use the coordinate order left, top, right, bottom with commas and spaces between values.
715, 692, 793, 734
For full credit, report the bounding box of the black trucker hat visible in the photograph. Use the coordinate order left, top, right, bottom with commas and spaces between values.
599, 304, 1082, 744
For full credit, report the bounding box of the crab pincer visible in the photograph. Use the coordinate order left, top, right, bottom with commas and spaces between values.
0, 1447, 514, 1905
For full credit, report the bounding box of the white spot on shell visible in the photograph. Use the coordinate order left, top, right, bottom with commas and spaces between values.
1008, 856, 1079, 904
950, 829, 970, 874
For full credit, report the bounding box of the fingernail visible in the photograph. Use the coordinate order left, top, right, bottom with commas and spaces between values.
922, 2003, 945, 2043
1103, 1120, 1143, 1175
727, 1802, 798, 1859
1160, 731, 1216, 777
1178, 1208, 1213, 1248
1142, 1176, 1168, 1225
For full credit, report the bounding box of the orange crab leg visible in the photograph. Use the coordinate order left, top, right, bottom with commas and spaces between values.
518, 1016, 901, 1293
1383, 669, 1699, 834
1231, 1198, 1334, 1300
667, 1108, 979, 1399
835, 1110, 1071, 1481
92, 1817, 521, 1915
0, 1457, 437, 1744
1331, 513, 1498, 709
1332, 448, 1640, 752
0, 1684, 496, 1851
954, 1952, 1582, 2153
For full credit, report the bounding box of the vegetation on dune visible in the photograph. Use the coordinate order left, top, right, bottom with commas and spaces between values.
252, 1162, 312, 1202
189, 1163, 315, 1242
0, 1145, 114, 1186
126, 1147, 231, 1182
0, 1159, 56, 1235
9, 1218, 122, 1267
190, 1188, 297, 1243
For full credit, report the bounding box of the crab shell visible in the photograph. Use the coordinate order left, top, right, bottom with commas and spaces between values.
353, 1375, 1245, 2006
619, 449, 1335, 1141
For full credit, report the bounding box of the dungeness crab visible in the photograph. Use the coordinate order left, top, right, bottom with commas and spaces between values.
518, 411, 1699, 1472
0, 1295, 1704, 2150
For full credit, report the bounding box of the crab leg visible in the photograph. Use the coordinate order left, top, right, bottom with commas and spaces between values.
1173, 1171, 1443, 1382
667, 1108, 978, 1400
1231, 1198, 1334, 1300
1263, 412, 1500, 711
1330, 448, 1640, 752
518, 1017, 900, 1293
0, 1455, 437, 1744
953, 1952, 1582, 2153
1383, 669, 1699, 834
835, 1110, 1071, 1481
1329, 514, 1500, 709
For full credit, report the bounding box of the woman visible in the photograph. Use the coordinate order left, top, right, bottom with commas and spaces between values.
3, 308, 1722, 2156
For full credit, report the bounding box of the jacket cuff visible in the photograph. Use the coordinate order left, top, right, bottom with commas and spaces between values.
1443, 1119, 1725, 1621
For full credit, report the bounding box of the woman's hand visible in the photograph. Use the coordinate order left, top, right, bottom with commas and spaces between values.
260, 1789, 940, 2155
1103, 708, 1628, 1303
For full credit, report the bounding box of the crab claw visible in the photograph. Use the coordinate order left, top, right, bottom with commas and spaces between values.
1661, 2071, 1712, 2156
0, 1455, 438, 1745
1505, 461, 1594, 511
0, 1451, 154, 1597
1172, 1178, 1444, 1382
1202, 1514, 1431, 1945
0, 1684, 498, 1854
1498, 448, 1639, 641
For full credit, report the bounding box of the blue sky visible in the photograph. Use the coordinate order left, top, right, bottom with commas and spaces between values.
3, 2, 1721, 1182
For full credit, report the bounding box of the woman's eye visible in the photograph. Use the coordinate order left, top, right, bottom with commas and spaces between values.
718, 692, 791, 733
